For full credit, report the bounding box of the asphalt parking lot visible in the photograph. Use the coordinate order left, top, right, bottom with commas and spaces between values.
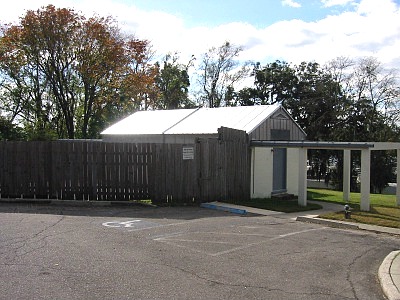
0, 203, 399, 300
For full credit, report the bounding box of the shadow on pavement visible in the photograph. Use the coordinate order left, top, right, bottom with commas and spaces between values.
0, 201, 259, 220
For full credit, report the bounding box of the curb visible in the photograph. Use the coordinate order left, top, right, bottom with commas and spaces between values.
0, 198, 52, 204
297, 216, 400, 300
0, 198, 156, 208
296, 215, 400, 236
200, 203, 247, 215
296, 216, 360, 230
379, 251, 400, 300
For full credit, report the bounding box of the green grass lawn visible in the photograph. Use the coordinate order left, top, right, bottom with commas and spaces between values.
238, 198, 323, 213
308, 188, 400, 229
308, 188, 397, 207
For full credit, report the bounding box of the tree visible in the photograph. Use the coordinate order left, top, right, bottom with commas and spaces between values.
0, 22, 53, 137
241, 60, 343, 141
197, 41, 250, 108
241, 57, 400, 193
325, 57, 400, 192
289, 62, 344, 141
371, 150, 396, 193
252, 60, 298, 106
324, 56, 400, 142
154, 54, 195, 109
0, 5, 156, 139
82, 38, 159, 136
0, 116, 24, 140
116, 39, 159, 112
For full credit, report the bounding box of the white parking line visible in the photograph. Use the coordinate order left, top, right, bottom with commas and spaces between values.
155, 237, 242, 245
154, 227, 327, 257
211, 227, 327, 256
127, 218, 207, 232
151, 232, 186, 239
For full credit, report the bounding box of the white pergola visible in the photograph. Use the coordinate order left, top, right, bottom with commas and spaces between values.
251, 141, 400, 211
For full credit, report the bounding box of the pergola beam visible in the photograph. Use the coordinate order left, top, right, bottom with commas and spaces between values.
250, 140, 373, 150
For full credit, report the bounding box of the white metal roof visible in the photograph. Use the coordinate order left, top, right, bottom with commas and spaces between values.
101, 105, 281, 135
101, 109, 196, 135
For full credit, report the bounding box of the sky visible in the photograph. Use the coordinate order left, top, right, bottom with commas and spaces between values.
1, 0, 400, 70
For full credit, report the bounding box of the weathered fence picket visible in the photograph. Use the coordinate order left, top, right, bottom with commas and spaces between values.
0, 127, 250, 204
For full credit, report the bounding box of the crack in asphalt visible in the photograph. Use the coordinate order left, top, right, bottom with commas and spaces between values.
345, 245, 381, 300
0, 215, 66, 261
154, 260, 355, 299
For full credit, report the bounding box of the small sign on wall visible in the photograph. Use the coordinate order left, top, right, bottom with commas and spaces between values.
182, 146, 194, 160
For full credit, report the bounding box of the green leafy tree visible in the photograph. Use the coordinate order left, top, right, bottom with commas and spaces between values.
0, 22, 54, 137
252, 60, 298, 106
371, 151, 396, 194
0, 116, 24, 140
154, 54, 195, 109
241, 57, 400, 193
289, 62, 344, 141
326, 56, 400, 141
241, 60, 343, 141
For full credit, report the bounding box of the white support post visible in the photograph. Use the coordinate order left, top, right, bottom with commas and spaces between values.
397, 149, 400, 206
298, 147, 307, 207
360, 148, 371, 211
343, 149, 351, 202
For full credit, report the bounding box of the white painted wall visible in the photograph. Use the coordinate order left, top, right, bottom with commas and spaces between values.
251, 147, 300, 199
251, 147, 273, 198
287, 148, 299, 196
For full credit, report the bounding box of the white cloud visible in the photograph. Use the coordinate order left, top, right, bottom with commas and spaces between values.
321, 0, 354, 7
240, 0, 400, 69
281, 0, 302, 8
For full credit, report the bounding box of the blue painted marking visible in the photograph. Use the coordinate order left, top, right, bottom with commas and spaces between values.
200, 203, 247, 215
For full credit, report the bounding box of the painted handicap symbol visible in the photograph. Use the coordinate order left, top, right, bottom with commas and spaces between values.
102, 220, 142, 228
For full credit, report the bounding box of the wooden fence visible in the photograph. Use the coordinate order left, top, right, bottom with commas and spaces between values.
152, 127, 251, 204
0, 140, 153, 201
0, 127, 250, 205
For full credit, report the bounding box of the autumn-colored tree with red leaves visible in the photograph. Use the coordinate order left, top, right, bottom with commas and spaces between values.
0, 5, 157, 139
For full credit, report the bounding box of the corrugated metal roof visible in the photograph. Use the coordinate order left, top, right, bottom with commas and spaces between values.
101, 105, 281, 135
